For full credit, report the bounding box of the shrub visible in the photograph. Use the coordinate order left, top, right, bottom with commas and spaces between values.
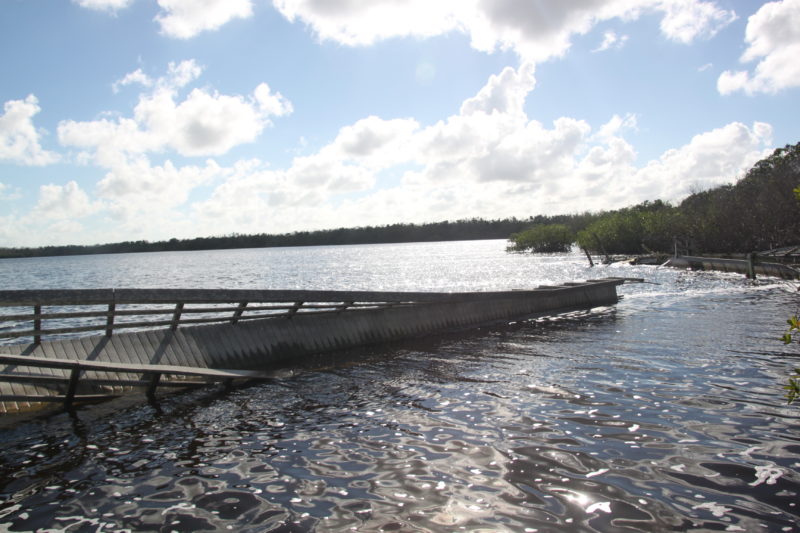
508, 224, 575, 253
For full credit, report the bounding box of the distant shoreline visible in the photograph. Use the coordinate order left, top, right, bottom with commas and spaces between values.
0, 218, 536, 260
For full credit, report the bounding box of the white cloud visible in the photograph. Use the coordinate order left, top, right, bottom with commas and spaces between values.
253, 83, 294, 117
272, 0, 464, 46
460, 63, 535, 116
74, 0, 254, 38
593, 30, 629, 52
331, 116, 419, 163
718, 0, 800, 95
46, 60, 293, 242
72, 0, 134, 12
658, 0, 736, 44
631, 121, 773, 200
159, 59, 204, 90
155, 0, 254, 39
182, 63, 770, 240
112, 68, 153, 93
0, 95, 60, 166
96, 156, 225, 222
145, 87, 269, 156
75, 0, 735, 48
273, 0, 736, 62
59, 60, 292, 161
32, 181, 100, 221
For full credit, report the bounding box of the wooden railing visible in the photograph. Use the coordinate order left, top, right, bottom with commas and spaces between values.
0, 283, 638, 346
0, 288, 443, 345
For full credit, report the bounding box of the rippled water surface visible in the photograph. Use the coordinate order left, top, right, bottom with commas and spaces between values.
1, 241, 798, 532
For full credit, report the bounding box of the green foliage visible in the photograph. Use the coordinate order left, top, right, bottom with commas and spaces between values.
569, 143, 799, 256
680, 144, 800, 253
782, 315, 799, 345
508, 224, 575, 253
787, 372, 800, 404
575, 201, 682, 255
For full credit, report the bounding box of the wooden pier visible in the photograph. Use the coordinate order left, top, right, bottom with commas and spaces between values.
0, 278, 631, 413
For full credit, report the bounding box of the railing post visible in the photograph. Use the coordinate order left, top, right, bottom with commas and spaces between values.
171, 303, 184, 331
231, 302, 248, 324
147, 372, 161, 401
106, 303, 115, 337
33, 305, 42, 345
746, 252, 757, 280
64, 367, 81, 409
287, 301, 303, 319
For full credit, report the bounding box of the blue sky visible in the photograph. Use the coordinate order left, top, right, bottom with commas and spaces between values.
0, 0, 798, 247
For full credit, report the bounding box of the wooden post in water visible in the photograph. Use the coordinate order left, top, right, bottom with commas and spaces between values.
746, 252, 757, 280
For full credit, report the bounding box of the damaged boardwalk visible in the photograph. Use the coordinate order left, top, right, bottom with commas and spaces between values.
0, 278, 631, 413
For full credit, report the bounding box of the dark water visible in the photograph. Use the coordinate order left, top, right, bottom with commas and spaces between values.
0, 241, 798, 532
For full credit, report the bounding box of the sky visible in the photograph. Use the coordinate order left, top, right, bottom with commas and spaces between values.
0, 0, 798, 248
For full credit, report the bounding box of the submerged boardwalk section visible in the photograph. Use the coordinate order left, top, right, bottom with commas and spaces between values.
665, 256, 799, 280
0, 279, 629, 413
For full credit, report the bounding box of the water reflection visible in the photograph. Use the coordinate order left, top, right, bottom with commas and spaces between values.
1, 243, 799, 531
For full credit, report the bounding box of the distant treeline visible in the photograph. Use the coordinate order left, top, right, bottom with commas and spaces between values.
510, 142, 800, 256
0, 218, 570, 259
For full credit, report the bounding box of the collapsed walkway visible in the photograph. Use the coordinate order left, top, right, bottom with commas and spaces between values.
0, 278, 632, 413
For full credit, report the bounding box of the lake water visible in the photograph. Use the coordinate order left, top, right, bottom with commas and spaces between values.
0, 240, 798, 532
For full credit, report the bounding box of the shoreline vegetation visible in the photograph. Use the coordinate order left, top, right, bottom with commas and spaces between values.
509, 143, 800, 258
2, 143, 798, 261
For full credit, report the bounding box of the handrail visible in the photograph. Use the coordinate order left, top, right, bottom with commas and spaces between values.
0, 286, 588, 306
0, 281, 626, 345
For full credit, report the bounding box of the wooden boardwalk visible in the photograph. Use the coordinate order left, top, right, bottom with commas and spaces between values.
0, 278, 631, 413
665, 256, 799, 280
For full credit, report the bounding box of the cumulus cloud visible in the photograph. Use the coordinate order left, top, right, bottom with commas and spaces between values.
59, 60, 292, 161
75, 0, 736, 49
273, 0, 736, 62
182, 62, 770, 240
32, 181, 100, 221
155, 0, 254, 39
718, 0, 800, 95
96, 156, 225, 222
0, 95, 60, 166
45, 60, 292, 241
461, 63, 535, 116
630, 121, 772, 200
